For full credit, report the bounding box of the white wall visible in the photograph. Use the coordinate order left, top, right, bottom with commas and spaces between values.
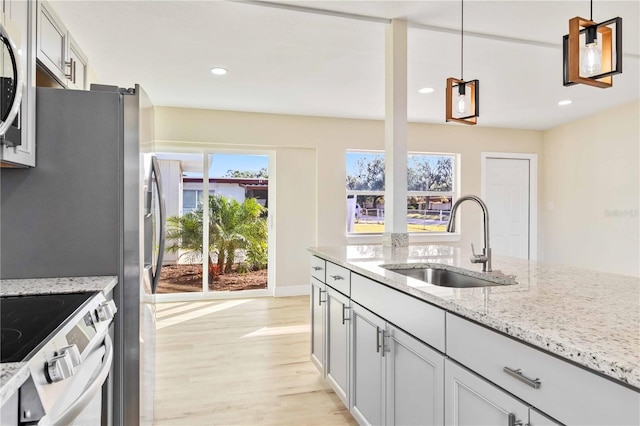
154, 107, 544, 289
541, 101, 640, 277
273, 148, 316, 295
210, 182, 246, 202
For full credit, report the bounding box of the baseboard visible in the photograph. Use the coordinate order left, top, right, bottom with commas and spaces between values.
273, 284, 309, 297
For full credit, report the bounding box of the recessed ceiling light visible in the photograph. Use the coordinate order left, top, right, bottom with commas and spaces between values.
558, 100, 572, 106
418, 87, 435, 94
210, 67, 228, 75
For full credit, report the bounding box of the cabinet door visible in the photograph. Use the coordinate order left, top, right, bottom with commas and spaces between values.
386, 325, 444, 426
445, 360, 528, 426
310, 277, 326, 373
326, 287, 350, 407
67, 35, 86, 90
37, 0, 67, 84
350, 303, 385, 426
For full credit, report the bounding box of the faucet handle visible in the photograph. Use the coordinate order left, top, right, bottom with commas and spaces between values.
470, 243, 488, 264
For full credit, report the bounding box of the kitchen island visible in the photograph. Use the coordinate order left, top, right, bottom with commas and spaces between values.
309, 244, 639, 425
0, 276, 117, 407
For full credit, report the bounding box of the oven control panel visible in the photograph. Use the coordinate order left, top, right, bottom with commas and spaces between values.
26, 292, 115, 417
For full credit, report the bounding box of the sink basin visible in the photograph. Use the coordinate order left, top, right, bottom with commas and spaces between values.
382, 266, 515, 288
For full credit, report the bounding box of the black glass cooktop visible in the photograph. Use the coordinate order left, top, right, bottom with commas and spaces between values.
0, 292, 95, 363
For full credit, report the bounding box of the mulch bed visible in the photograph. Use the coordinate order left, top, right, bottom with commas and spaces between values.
156, 264, 267, 294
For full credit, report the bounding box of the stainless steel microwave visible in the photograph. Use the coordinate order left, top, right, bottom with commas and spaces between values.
0, 18, 24, 147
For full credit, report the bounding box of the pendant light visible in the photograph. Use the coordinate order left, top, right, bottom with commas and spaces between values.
446, 0, 479, 125
563, 0, 622, 88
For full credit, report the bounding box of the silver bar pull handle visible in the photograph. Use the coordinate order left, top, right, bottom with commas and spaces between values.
318, 289, 326, 305
342, 304, 350, 324
329, 274, 344, 281
376, 326, 381, 353
508, 413, 523, 426
381, 330, 390, 357
65, 60, 73, 79
503, 366, 541, 389
312, 266, 323, 271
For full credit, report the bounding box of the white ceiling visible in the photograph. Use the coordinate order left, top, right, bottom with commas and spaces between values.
51, 0, 639, 130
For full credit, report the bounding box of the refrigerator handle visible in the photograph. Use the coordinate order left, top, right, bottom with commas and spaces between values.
150, 156, 166, 294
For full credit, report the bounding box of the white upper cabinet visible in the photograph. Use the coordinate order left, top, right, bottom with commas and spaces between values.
37, 1, 87, 89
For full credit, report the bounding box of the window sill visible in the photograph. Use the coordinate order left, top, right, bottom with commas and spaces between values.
346, 232, 461, 245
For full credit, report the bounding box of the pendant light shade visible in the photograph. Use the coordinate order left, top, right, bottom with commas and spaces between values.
446, 0, 479, 125
563, 1, 622, 88
446, 78, 479, 125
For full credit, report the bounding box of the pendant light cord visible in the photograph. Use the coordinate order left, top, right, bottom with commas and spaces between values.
590, 0, 593, 21
460, 0, 464, 80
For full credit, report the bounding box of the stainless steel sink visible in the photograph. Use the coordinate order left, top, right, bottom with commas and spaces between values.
382, 266, 515, 288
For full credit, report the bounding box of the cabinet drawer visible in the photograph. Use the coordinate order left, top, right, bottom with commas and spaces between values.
326, 262, 350, 296
446, 313, 640, 425
351, 273, 445, 352
310, 255, 326, 282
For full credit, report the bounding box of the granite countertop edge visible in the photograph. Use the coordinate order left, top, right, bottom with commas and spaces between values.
308, 247, 640, 390
0, 275, 118, 297
0, 276, 118, 406
0, 363, 29, 407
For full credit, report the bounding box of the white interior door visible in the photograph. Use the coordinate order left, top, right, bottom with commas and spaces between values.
483, 157, 531, 259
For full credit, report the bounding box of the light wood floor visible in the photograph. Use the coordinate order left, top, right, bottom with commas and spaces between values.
153, 296, 357, 425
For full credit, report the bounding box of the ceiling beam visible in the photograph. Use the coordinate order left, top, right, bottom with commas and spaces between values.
231, 0, 640, 59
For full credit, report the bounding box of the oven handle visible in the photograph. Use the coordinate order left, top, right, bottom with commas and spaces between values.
41, 335, 113, 426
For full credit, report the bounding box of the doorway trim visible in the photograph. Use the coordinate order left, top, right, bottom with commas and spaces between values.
480, 152, 538, 261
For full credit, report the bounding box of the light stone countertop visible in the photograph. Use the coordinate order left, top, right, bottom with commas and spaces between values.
0, 363, 29, 408
0, 276, 118, 297
0, 276, 118, 406
309, 244, 640, 389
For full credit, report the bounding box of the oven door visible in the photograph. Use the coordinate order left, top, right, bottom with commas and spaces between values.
0, 19, 23, 142
38, 335, 113, 426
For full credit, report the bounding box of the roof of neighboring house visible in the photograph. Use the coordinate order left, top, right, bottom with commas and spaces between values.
183, 177, 268, 186
240, 183, 268, 190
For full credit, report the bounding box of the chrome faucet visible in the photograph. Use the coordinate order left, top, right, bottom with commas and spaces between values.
446, 195, 492, 272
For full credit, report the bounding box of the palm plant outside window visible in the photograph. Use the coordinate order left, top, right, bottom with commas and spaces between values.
346, 151, 456, 234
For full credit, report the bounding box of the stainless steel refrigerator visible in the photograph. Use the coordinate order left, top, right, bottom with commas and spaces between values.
0, 84, 153, 425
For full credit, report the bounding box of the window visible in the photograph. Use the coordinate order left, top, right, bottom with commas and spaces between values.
346, 151, 456, 234
182, 189, 215, 214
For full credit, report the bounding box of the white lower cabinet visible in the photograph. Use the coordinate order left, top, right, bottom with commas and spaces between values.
386, 325, 444, 426
309, 256, 637, 426
350, 303, 385, 426
350, 302, 445, 426
447, 313, 639, 425
310, 277, 326, 373
445, 360, 529, 426
326, 286, 350, 406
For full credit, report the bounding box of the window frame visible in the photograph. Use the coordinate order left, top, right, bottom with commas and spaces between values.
345, 150, 459, 240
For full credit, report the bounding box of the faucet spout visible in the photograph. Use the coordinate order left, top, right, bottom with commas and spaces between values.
446, 195, 492, 272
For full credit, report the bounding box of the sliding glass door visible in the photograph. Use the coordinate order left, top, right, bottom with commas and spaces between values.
153, 151, 270, 295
